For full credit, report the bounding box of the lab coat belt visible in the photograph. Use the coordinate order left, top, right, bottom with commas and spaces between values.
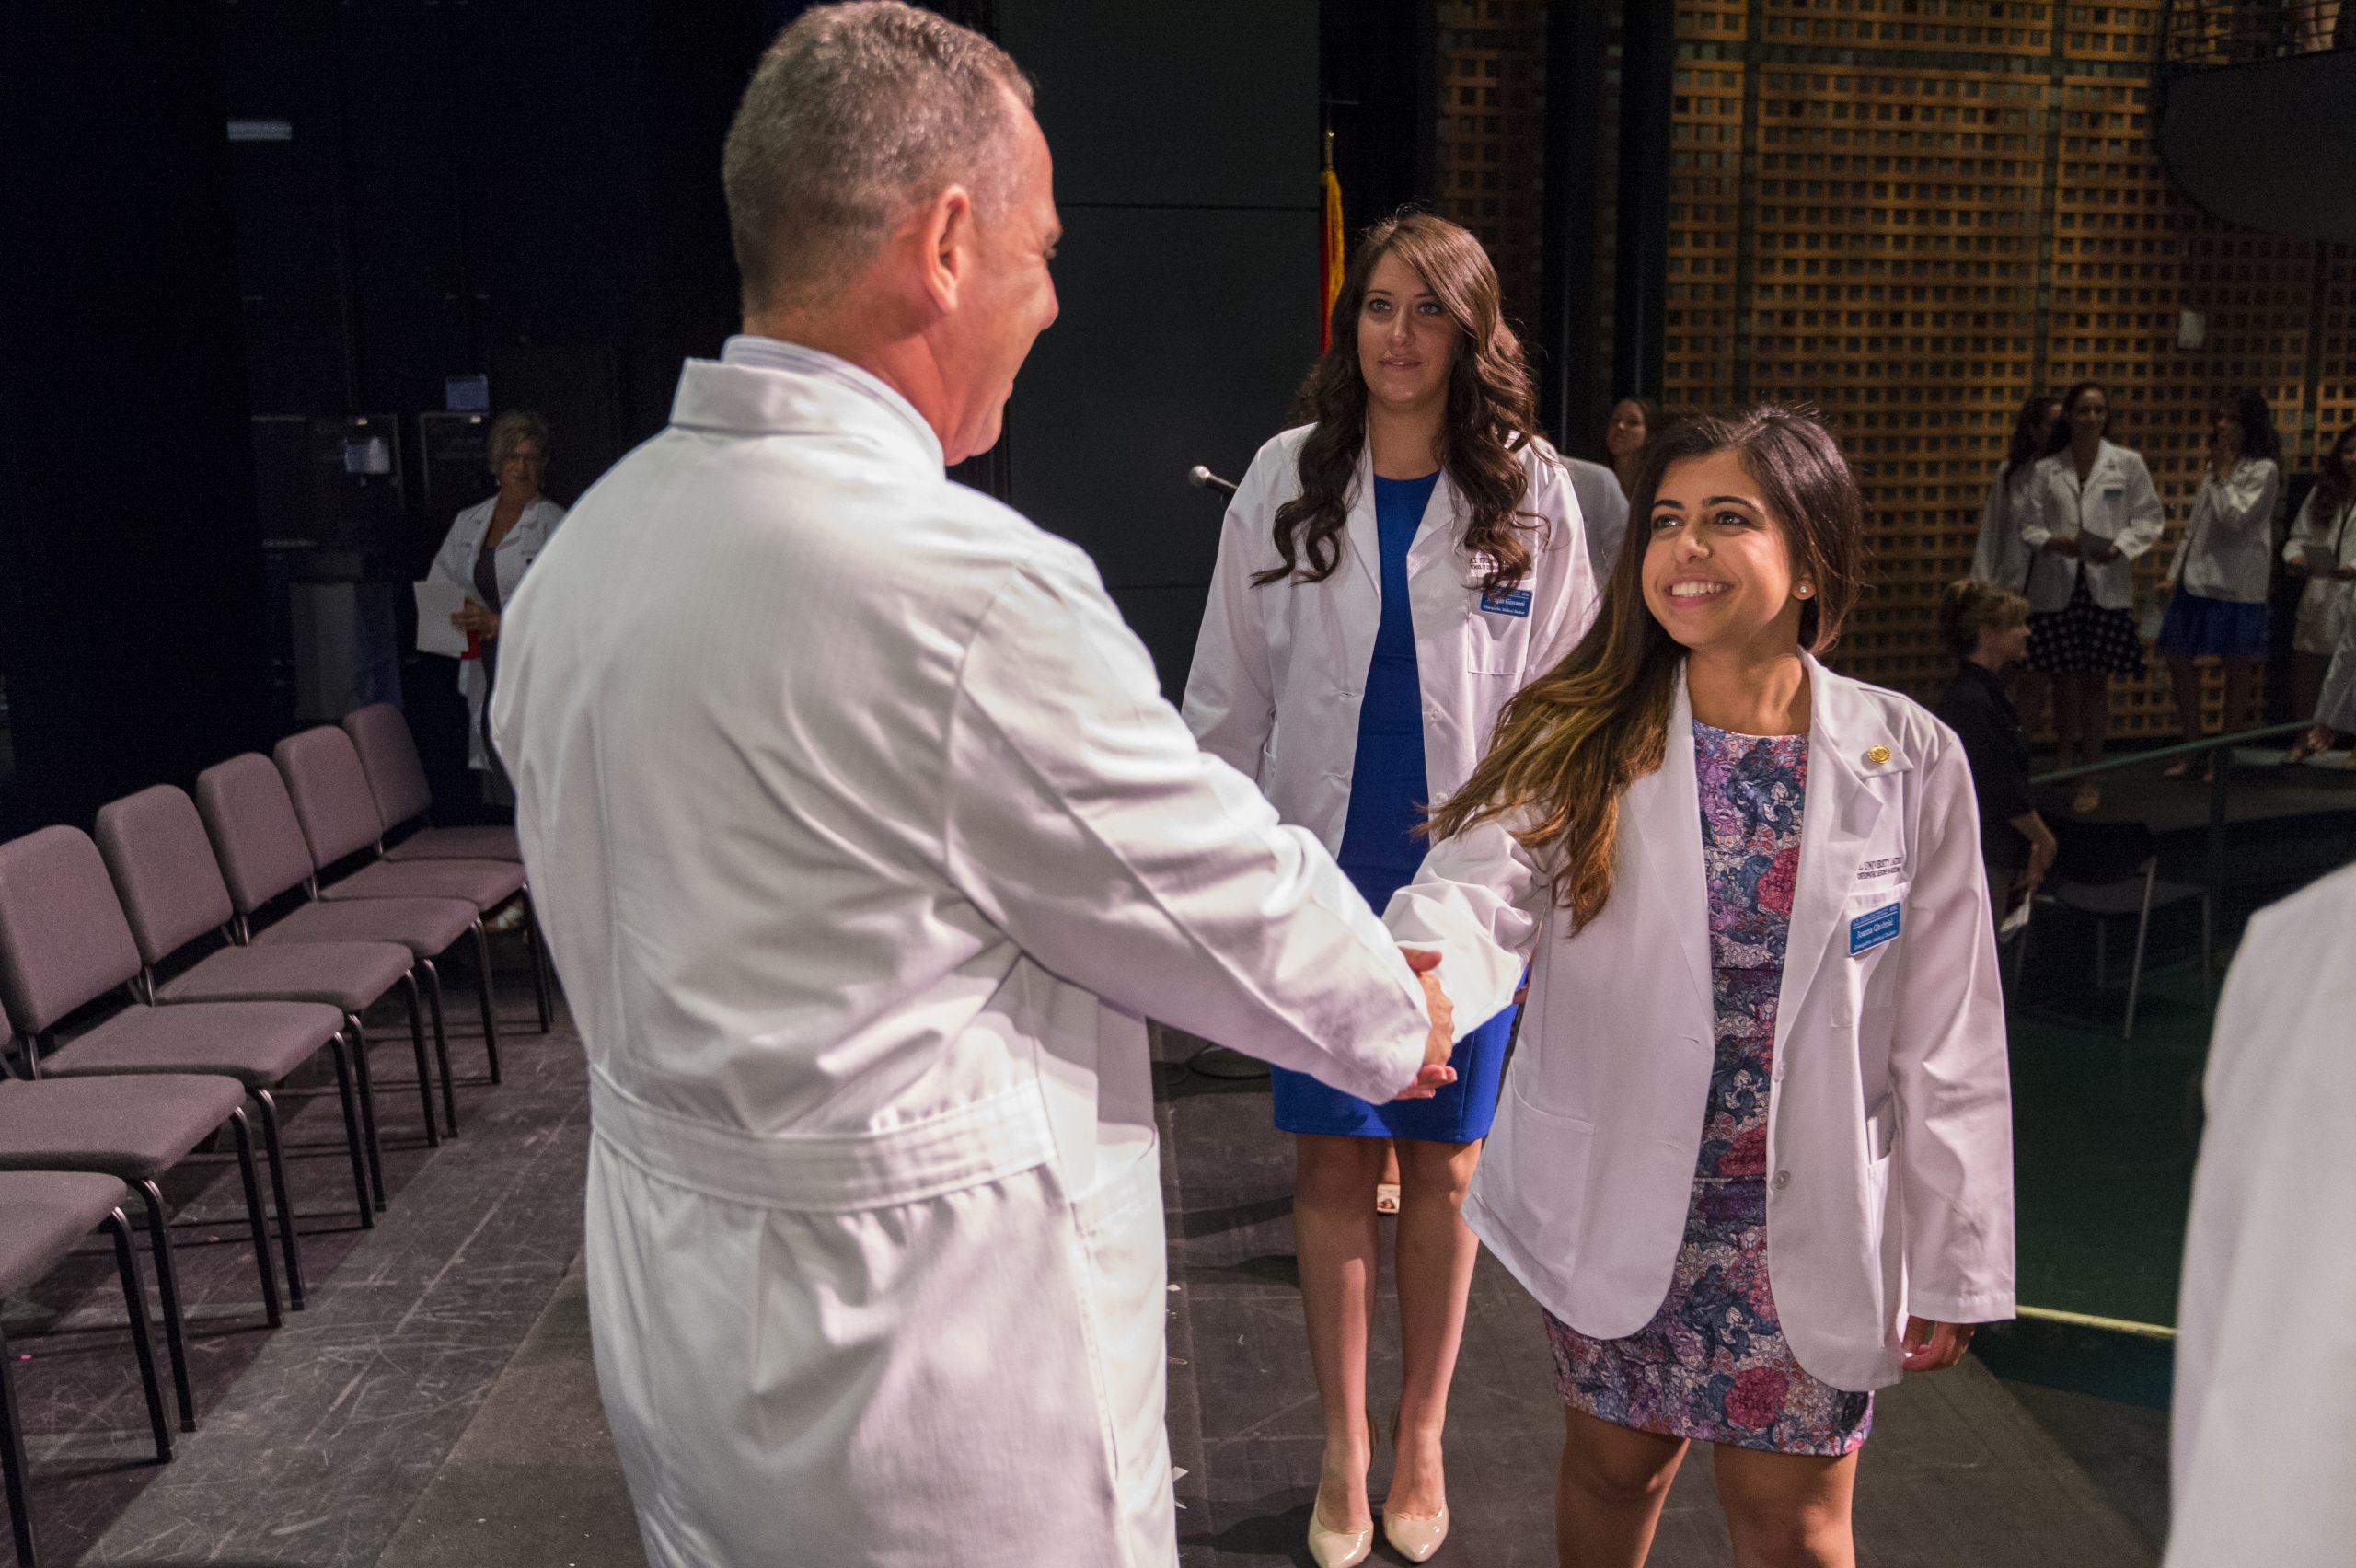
588, 1069, 1058, 1213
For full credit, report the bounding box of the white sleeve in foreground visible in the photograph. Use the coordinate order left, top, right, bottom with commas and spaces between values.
944, 556, 1428, 1105
1383, 813, 1552, 1041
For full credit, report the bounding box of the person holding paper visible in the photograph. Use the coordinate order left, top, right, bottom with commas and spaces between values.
427, 409, 562, 802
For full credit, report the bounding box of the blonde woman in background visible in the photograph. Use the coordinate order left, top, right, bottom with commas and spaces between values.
428, 409, 564, 803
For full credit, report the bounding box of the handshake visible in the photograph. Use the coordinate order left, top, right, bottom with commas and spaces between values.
1393, 949, 1458, 1101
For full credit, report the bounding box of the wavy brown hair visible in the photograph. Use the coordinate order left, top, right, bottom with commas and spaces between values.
1426, 406, 1865, 931
1253, 213, 1541, 597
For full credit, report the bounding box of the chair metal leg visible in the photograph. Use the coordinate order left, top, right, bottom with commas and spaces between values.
2123, 860, 2158, 1043
225, 1109, 283, 1329
422, 959, 456, 1113
524, 892, 552, 1033
103, 1209, 173, 1464
470, 920, 503, 1085
346, 1014, 386, 1209
252, 1090, 305, 1311
139, 1181, 197, 1433
2200, 891, 2215, 1009
398, 972, 443, 1146
0, 1320, 36, 1568
326, 1031, 374, 1228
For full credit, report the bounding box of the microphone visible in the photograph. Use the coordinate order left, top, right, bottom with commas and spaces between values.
1187, 464, 1239, 498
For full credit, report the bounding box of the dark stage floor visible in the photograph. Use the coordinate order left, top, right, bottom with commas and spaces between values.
5, 956, 2181, 1565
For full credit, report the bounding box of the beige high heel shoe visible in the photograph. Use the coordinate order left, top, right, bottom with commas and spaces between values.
1381, 1504, 1450, 1563
1382, 1405, 1450, 1562
1306, 1504, 1374, 1568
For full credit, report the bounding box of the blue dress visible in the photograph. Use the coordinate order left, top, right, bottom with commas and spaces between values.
1269, 471, 1517, 1143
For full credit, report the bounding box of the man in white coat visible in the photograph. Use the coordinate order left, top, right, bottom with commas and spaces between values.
2165, 860, 2356, 1567
490, 6, 1450, 1567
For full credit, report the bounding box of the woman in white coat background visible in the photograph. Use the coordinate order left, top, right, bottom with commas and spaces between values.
1970, 391, 2063, 594
428, 409, 564, 803
2155, 390, 2281, 776
2281, 422, 2356, 742
1184, 211, 1597, 1566
2021, 381, 2164, 814
1391, 407, 2014, 1567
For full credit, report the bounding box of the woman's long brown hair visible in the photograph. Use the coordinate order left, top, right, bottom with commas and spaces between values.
1426, 406, 1865, 932
1254, 213, 1541, 597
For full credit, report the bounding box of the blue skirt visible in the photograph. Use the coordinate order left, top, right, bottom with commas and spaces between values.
2156, 590, 2269, 659
1269, 858, 1516, 1144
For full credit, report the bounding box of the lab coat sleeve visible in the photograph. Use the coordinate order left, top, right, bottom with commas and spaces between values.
429, 505, 480, 592
1888, 734, 2016, 1325
945, 554, 1429, 1105
1181, 449, 1283, 779
2283, 491, 2319, 564
2114, 454, 2165, 561
1526, 455, 1601, 673
1381, 813, 1552, 1043
2018, 467, 2056, 550
2211, 460, 2280, 536
1969, 472, 2009, 583
2164, 872, 2356, 1567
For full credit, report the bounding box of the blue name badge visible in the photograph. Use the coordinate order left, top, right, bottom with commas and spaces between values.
2103, 487, 2123, 500
1849, 903, 1901, 956
1480, 587, 1532, 618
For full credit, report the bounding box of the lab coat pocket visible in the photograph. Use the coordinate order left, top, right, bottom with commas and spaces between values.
1499, 1083, 1596, 1250
1462, 597, 1534, 674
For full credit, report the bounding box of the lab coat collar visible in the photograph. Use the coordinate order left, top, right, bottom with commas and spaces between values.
1343, 444, 1461, 593
670, 335, 947, 473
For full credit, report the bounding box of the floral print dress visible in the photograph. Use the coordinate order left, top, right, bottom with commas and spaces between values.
1542, 721, 1874, 1457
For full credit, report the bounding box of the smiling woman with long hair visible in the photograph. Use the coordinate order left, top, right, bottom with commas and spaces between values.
1185, 211, 1597, 1567
1391, 406, 2014, 1568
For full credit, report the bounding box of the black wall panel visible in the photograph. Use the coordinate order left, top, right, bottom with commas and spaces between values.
996, 0, 1322, 698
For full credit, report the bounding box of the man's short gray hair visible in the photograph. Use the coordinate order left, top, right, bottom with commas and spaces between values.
722, 2, 1033, 314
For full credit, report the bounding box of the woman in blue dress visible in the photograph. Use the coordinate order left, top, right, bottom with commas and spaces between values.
1185, 213, 1599, 1566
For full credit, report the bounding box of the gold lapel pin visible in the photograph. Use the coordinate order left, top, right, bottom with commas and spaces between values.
1865, 744, 1892, 766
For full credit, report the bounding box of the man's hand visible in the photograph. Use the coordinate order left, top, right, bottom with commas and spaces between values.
1392, 949, 1456, 1101
1900, 1317, 1975, 1373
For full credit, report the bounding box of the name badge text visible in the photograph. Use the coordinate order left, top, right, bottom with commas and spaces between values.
1849, 904, 1901, 956
1481, 588, 1532, 618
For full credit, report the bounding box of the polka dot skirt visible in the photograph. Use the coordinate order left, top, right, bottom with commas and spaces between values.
2028, 573, 2146, 677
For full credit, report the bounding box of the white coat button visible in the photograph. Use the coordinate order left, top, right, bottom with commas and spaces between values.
1772, 1170, 1791, 1192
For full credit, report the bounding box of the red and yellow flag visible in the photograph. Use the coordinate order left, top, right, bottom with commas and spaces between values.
1319, 131, 1344, 352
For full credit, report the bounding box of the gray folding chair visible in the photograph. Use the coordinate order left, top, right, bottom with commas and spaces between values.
274, 726, 551, 1040
96, 785, 432, 1202
195, 755, 481, 1131
0, 1076, 273, 1435
0, 1172, 172, 1568
341, 704, 521, 862
2022, 819, 2213, 1041
0, 826, 326, 1311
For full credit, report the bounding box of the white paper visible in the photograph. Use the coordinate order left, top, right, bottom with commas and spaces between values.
414, 580, 472, 657
1999, 893, 2033, 940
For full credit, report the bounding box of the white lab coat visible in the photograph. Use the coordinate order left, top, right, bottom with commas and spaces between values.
2284, 489, 2356, 655
1383, 660, 2016, 1392
491, 339, 1429, 1568
428, 493, 564, 768
1183, 426, 1598, 853
1970, 460, 2039, 592
1565, 454, 1632, 585
2165, 861, 2356, 1568
2165, 457, 2280, 605
2021, 441, 2165, 614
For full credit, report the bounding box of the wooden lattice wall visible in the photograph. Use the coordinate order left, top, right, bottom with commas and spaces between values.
1438, 0, 2356, 735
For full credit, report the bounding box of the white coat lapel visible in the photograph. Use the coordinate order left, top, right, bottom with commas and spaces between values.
1342, 446, 1380, 594
1636, 676, 1713, 1030
1777, 659, 1908, 1036
1405, 467, 1460, 581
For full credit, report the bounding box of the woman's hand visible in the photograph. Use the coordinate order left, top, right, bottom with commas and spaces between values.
2042, 534, 2081, 559
2084, 536, 2121, 565
1392, 949, 1458, 1101
452, 599, 502, 640
1900, 1317, 1975, 1373
2287, 554, 2312, 578
2335, 563, 2356, 582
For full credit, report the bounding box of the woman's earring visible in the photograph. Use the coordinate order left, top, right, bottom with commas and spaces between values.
1796, 583, 1814, 598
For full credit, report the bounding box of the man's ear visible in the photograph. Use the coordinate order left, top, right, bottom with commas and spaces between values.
918, 185, 976, 314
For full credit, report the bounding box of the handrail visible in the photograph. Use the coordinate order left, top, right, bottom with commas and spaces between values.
2028, 721, 2313, 786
